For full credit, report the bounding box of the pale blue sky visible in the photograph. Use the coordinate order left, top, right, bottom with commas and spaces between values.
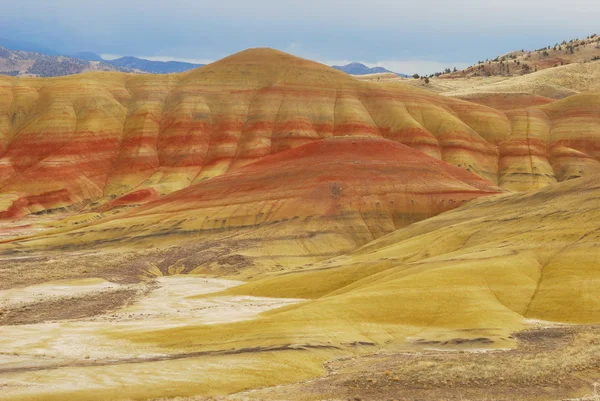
0, 0, 598, 74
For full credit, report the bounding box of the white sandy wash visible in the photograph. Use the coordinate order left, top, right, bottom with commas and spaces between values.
0, 275, 303, 363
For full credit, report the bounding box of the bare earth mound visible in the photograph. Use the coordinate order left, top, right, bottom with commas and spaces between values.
0, 136, 500, 275
2, 49, 600, 220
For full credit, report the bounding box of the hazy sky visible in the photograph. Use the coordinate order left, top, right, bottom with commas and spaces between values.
1, 0, 599, 74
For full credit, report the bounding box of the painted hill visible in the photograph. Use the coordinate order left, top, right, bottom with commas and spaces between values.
224, 172, 600, 336
182, 172, 599, 400
0, 47, 600, 401
0, 137, 500, 270
0, 48, 599, 220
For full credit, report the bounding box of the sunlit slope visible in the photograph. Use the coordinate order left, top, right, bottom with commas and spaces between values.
1, 48, 599, 219
218, 175, 600, 339
399, 62, 600, 108
109, 175, 600, 361
443, 62, 600, 99
384, 62, 600, 99
456, 93, 555, 110
0, 137, 499, 270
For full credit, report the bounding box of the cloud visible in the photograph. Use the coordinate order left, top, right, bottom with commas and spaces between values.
286, 42, 302, 54
1, 0, 599, 67
6, 0, 600, 30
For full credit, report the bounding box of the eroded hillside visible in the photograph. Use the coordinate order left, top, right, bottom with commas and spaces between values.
1, 49, 600, 221
1, 170, 599, 401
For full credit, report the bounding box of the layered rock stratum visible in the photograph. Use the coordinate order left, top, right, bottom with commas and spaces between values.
0, 137, 499, 271
1, 49, 599, 221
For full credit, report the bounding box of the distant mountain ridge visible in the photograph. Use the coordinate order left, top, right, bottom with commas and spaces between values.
70, 52, 205, 74
0, 45, 205, 77
0, 46, 129, 77
332, 62, 407, 77
106, 56, 204, 74
1, 42, 406, 77
71, 51, 205, 73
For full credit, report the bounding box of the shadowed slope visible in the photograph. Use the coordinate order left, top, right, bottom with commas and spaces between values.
0, 137, 500, 271
1, 48, 599, 219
